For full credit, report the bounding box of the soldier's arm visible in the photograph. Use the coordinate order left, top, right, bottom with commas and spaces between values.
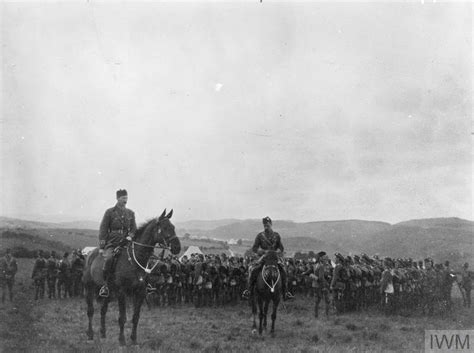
251, 234, 261, 254
275, 233, 284, 253
99, 209, 111, 249
31, 260, 38, 278
11, 259, 18, 276
130, 211, 137, 238
330, 266, 339, 288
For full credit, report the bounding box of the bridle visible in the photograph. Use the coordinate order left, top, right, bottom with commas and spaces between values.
262, 264, 280, 293
127, 220, 178, 274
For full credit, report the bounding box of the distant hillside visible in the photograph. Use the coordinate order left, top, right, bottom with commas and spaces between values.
1, 215, 471, 266
175, 219, 242, 231
56, 220, 100, 230
0, 216, 61, 229
203, 219, 390, 243
362, 224, 473, 266
395, 217, 473, 230
1, 229, 71, 256
0, 216, 99, 230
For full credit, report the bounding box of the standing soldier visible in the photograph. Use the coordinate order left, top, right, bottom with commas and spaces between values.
380, 258, 394, 315
305, 251, 330, 318
71, 250, 85, 297
421, 258, 437, 315
461, 263, 471, 308
46, 251, 58, 299
98, 189, 137, 298
57, 252, 71, 298
242, 217, 294, 301
331, 253, 348, 314
32, 250, 47, 300
1, 249, 18, 303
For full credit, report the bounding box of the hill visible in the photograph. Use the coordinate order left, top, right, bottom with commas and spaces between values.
0, 229, 72, 256
175, 219, 242, 231
0, 216, 99, 231
395, 217, 473, 230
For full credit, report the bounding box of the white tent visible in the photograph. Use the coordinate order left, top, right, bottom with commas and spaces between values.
179, 245, 203, 261
82, 246, 97, 256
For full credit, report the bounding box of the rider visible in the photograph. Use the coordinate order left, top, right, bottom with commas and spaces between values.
242, 216, 294, 301
98, 189, 137, 297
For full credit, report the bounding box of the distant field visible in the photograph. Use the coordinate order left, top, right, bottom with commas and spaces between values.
1, 259, 473, 353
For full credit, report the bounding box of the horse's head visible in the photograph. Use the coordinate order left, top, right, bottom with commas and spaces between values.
137, 209, 181, 255
154, 209, 181, 255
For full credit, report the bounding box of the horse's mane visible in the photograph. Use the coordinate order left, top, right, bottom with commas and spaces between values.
135, 218, 157, 238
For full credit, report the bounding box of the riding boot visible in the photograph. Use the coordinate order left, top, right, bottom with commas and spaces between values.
242, 267, 258, 300
99, 257, 113, 298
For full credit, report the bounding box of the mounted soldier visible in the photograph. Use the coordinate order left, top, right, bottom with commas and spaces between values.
242, 217, 294, 301
98, 189, 137, 298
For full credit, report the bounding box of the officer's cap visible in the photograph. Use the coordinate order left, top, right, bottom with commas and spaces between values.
262, 217, 272, 225
116, 189, 128, 198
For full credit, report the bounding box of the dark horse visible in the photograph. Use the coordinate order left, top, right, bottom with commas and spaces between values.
82, 209, 181, 345
251, 250, 282, 335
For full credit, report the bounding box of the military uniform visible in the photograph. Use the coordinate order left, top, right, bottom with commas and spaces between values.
46, 253, 58, 299
99, 205, 137, 251
32, 253, 47, 300
306, 252, 330, 318
1, 252, 18, 303
98, 190, 137, 297
461, 265, 471, 308
242, 217, 293, 300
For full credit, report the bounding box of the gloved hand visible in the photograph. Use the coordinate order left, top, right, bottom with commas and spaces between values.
126, 236, 132, 241
99, 249, 104, 255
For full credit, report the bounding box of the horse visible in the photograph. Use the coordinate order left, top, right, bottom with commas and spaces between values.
82, 209, 181, 346
251, 250, 282, 336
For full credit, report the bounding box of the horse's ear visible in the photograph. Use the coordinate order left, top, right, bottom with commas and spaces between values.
159, 209, 167, 219
166, 209, 173, 219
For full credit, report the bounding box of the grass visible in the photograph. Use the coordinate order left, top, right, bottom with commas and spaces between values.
0, 258, 473, 352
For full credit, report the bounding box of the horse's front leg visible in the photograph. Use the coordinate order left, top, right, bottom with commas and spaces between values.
251, 293, 257, 333
271, 298, 279, 335
258, 297, 264, 335
100, 297, 109, 338
130, 288, 146, 345
263, 300, 269, 331
117, 290, 127, 346
85, 284, 94, 341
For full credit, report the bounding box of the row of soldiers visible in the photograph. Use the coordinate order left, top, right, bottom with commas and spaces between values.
3, 248, 471, 317
31, 249, 85, 300
143, 251, 472, 316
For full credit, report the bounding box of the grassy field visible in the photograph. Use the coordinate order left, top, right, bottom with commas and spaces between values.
1, 259, 473, 353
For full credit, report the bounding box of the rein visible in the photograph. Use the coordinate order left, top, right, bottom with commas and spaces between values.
262, 264, 280, 293
127, 233, 178, 274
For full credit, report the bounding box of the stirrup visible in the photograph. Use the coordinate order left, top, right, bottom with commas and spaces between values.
99, 285, 109, 298
242, 289, 250, 300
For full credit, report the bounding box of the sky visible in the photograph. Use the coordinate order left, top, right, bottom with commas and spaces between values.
1, 1, 472, 225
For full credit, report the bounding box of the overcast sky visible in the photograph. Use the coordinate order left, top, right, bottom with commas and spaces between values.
1, 1, 472, 225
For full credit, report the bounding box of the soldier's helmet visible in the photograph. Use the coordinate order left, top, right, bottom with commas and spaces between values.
335, 253, 345, 263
